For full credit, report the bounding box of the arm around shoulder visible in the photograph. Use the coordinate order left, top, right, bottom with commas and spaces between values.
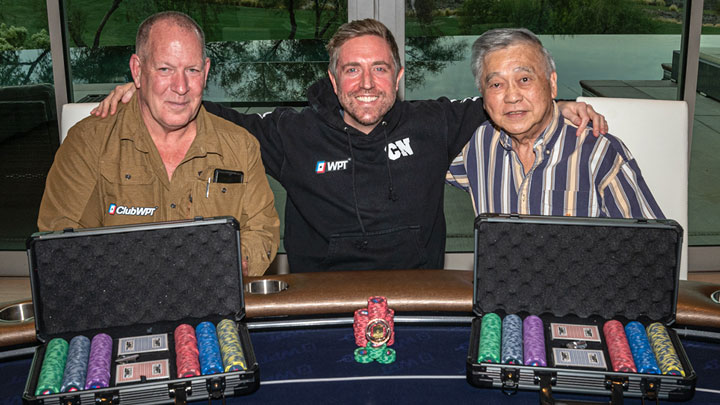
238, 134, 281, 276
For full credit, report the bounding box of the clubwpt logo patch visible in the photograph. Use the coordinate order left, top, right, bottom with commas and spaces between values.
108, 203, 158, 216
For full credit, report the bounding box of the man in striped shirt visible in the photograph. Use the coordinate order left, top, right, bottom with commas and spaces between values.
447, 28, 663, 219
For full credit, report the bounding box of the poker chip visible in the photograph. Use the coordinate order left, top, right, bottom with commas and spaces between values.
478, 313, 501, 363
196, 322, 224, 375
36, 338, 69, 395
603, 320, 637, 373
625, 321, 660, 374
646, 323, 685, 376
354, 297, 394, 348
217, 319, 247, 372
61, 335, 91, 392
501, 314, 523, 365
353, 342, 396, 364
85, 333, 112, 389
523, 315, 547, 367
354, 346, 374, 364
174, 324, 201, 378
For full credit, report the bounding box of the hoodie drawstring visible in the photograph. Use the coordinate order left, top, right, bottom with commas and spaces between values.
344, 127, 367, 237
381, 122, 398, 201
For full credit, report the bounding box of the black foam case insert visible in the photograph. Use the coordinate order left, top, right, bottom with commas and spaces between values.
27, 217, 245, 343
473, 214, 682, 323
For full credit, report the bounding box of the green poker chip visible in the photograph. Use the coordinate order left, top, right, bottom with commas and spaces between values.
354, 342, 396, 364
478, 313, 501, 363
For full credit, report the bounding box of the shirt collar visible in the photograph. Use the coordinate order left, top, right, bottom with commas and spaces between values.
497, 101, 561, 153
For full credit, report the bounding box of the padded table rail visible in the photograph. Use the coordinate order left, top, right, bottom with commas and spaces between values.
1, 271, 719, 348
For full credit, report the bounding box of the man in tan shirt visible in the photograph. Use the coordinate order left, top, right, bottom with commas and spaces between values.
38, 11, 279, 276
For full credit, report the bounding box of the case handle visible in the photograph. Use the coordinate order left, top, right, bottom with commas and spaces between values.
537, 373, 630, 405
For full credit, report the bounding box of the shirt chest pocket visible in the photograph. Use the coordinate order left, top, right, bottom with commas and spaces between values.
190, 180, 246, 221
100, 164, 157, 205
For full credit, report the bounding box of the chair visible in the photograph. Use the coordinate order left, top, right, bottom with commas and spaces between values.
0, 84, 59, 253
577, 96, 689, 279
60, 102, 99, 143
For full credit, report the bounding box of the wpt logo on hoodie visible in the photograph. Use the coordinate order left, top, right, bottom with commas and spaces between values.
316, 159, 349, 174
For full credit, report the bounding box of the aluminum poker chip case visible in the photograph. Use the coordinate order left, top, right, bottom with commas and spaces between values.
466, 214, 696, 403
23, 217, 259, 405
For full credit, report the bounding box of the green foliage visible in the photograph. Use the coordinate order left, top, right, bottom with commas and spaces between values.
458, 0, 658, 34
415, 0, 437, 25
27, 29, 50, 49
0, 24, 29, 49
459, 0, 501, 34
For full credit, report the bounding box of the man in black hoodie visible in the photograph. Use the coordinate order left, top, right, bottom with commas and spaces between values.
93, 19, 605, 273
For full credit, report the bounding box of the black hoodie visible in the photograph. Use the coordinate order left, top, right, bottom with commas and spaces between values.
204, 78, 487, 272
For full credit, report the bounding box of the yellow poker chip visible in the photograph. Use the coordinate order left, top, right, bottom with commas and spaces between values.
646, 323, 685, 377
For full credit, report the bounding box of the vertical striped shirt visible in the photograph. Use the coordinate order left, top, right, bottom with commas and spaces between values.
446, 102, 664, 219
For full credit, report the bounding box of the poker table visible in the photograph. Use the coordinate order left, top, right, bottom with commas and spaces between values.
1, 270, 719, 404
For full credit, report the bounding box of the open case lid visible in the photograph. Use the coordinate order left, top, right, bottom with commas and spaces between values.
473, 214, 683, 325
26, 217, 245, 342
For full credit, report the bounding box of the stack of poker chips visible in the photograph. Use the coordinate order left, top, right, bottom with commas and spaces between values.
477, 313, 547, 367
85, 333, 112, 389
646, 322, 685, 376
501, 314, 523, 365
354, 343, 396, 364
174, 324, 201, 378
60, 335, 91, 392
352, 296, 396, 364
603, 320, 637, 373
196, 322, 224, 375
523, 315, 547, 367
353, 296, 395, 347
35, 338, 69, 395
625, 321, 661, 374
216, 319, 247, 372
478, 313, 501, 363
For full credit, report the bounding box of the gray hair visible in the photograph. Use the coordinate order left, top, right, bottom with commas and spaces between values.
136, 11, 206, 60
471, 28, 556, 91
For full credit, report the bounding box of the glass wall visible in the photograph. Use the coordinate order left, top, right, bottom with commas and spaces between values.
405, 0, 720, 250
690, 17, 720, 246
0, 1, 56, 251
63, 0, 348, 104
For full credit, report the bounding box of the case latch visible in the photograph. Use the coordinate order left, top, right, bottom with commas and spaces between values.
605, 376, 629, 404
169, 381, 192, 405
60, 395, 80, 405
641, 378, 660, 404
94, 391, 119, 404
500, 367, 520, 395
535, 372, 556, 405
207, 376, 226, 400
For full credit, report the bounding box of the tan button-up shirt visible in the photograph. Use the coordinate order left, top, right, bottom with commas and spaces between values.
39, 94, 280, 276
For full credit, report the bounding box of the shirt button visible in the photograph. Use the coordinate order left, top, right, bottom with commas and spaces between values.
221, 187, 227, 193
170, 203, 176, 208
125, 174, 131, 179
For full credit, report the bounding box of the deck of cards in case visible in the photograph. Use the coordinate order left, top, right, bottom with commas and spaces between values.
22, 217, 259, 405
466, 214, 696, 402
